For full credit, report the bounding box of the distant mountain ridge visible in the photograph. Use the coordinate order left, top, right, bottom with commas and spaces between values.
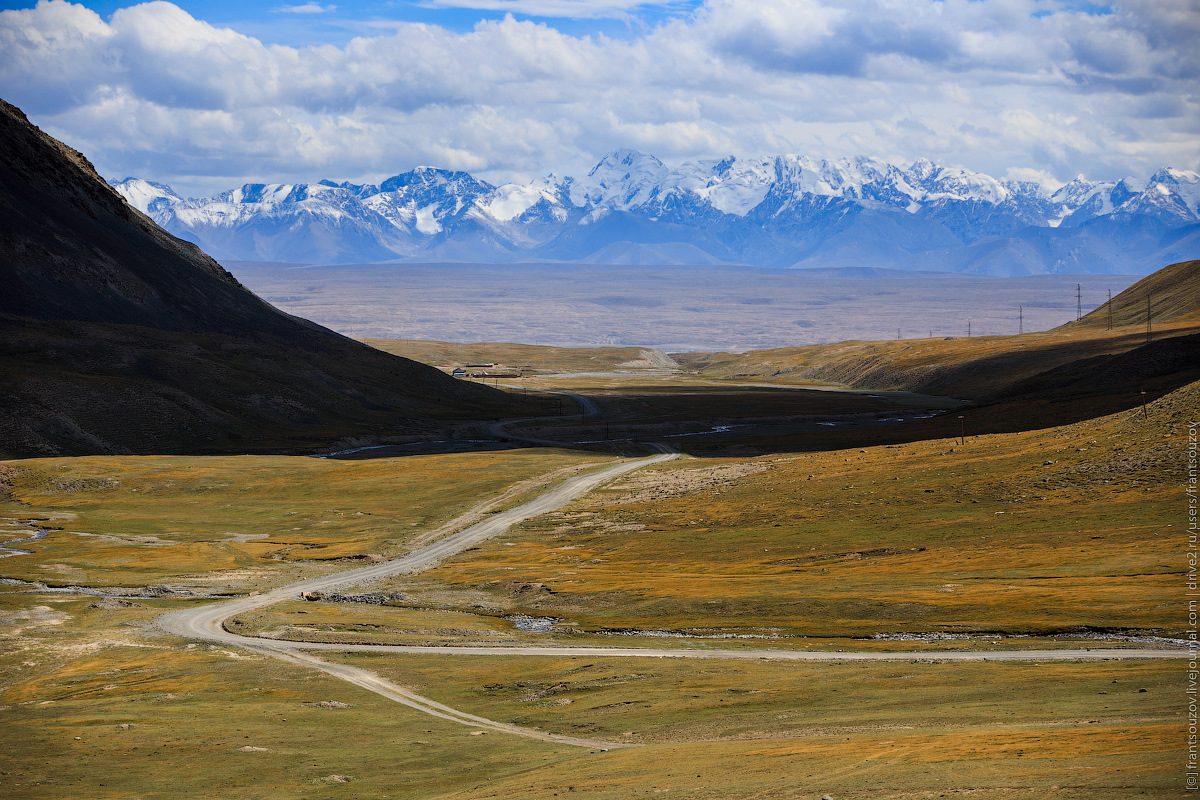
113, 151, 1200, 275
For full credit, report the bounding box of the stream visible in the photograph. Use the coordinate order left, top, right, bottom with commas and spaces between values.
0, 519, 48, 558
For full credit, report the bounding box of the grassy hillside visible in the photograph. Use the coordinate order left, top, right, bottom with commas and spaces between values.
1071, 258, 1200, 330
673, 260, 1199, 437
678, 260, 1198, 397
0, 99, 552, 458
356, 376, 1196, 643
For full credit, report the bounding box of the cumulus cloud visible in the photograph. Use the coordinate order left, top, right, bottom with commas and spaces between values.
274, 3, 337, 13
697, 0, 960, 77
0, 0, 1194, 196
418, 0, 680, 18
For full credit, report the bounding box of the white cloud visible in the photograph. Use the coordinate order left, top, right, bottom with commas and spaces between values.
418, 0, 683, 19
274, 3, 338, 13
0, 0, 1195, 196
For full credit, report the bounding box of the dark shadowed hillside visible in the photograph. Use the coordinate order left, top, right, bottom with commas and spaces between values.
0, 99, 550, 458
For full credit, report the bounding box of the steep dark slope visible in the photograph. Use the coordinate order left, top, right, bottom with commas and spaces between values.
0, 99, 548, 458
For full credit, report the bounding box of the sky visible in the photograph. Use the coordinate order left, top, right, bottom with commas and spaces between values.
0, 0, 1196, 197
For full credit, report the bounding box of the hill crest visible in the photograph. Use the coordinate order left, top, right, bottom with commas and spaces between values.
0, 98, 546, 458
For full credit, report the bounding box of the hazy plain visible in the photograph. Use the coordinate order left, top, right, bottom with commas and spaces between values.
228, 262, 1141, 352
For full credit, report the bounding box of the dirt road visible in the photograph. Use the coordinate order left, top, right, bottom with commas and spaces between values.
157, 448, 677, 749
156, 442, 1183, 749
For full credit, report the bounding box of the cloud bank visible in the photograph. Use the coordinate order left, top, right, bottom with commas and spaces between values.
0, 0, 1195, 195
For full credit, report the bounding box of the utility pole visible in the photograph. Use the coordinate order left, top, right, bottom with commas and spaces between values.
897, 328, 901, 340
958, 415, 965, 446
1107, 289, 1113, 330
1019, 305, 1023, 335
1076, 283, 1082, 321
929, 329, 933, 339
967, 320, 971, 337
1141, 390, 1148, 419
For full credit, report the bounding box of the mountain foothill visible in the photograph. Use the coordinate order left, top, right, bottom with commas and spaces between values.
0, 98, 550, 459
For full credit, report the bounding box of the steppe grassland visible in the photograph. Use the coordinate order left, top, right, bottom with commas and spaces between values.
376, 380, 1193, 640
1, 581, 1178, 799
0, 381, 1192, 799
0, 449, 605, 589
330, 652, 1180, 799
215, 380, 1190, 798
0, 448, 611, 798
0, 619, 569, 800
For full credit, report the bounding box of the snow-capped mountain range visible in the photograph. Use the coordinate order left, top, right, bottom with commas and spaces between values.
112, 151, 1200, 275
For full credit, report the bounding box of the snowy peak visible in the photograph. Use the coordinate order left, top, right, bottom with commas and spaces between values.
1002, 180, 1047, 199
224, 183, 324, 205
1144, 167, 1200, 216
111, 154, 1200, 271
907, 158, 939, 182
477, 175, 567, 223
377, 166, 494, 198
909, 163, 1008, 204
109, 177, 180, 215
571, 149, 669, 209
682, 156, 776, 215
586, 148, 666, 180
350, 168, 498, 236
1050, 176, 1114, 207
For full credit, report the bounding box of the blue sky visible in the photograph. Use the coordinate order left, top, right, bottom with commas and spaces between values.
0, 1, 707, 44
0, 0, 1195, 195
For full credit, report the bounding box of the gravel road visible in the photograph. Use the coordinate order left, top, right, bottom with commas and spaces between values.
156, 440, 1182, 748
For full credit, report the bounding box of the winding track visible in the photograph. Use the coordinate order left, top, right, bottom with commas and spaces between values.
158, 445, 678, 749
156, 408, 1185, 748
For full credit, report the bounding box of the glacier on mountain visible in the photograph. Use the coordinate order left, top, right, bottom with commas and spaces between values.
112, 151, 1200, 275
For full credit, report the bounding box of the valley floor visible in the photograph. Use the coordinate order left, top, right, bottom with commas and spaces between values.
0, 366, 1193, 798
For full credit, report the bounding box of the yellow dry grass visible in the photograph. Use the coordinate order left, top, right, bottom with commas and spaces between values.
2, 591, 1181, 799
1, 370, 1193, 798
0, 449, 601, 589
394, 380, 1195, 641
